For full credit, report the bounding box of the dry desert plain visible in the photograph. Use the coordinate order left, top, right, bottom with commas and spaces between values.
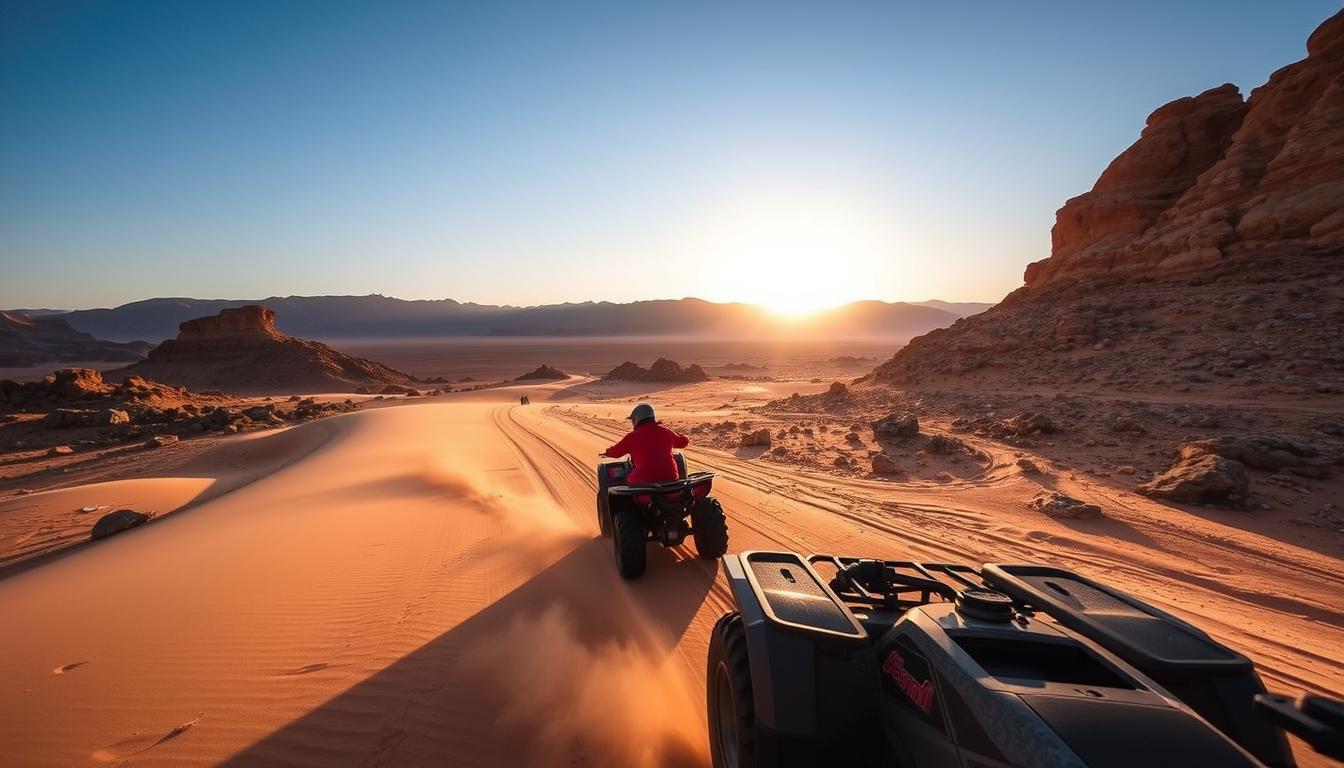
0, 359, 1341, 767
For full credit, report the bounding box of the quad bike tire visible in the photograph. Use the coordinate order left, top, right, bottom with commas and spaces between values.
691, 496, 729, 560
596, 491, 612, 537
612, 510, 647, 579
708, 612, 756, 768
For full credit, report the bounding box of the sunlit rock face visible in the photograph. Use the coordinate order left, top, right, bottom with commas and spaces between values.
873, 9, 1344, 393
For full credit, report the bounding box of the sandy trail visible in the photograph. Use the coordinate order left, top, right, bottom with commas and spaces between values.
0, 382, 1339, 766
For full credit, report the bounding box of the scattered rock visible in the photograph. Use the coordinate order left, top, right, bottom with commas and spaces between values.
933, 471, 956, 483
1016, 457, 1040, 474
872, 412, 919, 438
1137, 454, 1251, 507
144, 434, 180, 448
46, 445, 75, 457
99, 408, 131, 425
871, 454, 901, 475
1031, 492, 1102, 519
740, 428, 772, 448
925, 434, 965, 454
1109, 416, 1147, 435
90, 508, 150, 540
989, 413, 1056, 438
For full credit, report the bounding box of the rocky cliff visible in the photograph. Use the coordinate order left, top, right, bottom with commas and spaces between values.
874, 9, 1344, 395
118, 306, 416, 393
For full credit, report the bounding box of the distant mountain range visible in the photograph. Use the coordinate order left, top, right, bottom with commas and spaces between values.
19, 295, 994, 344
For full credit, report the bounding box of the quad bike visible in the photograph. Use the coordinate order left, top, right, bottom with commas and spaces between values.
706, 551, 1344, 767
595, 452, 729, 579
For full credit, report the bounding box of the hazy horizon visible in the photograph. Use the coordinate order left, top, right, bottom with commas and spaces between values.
2, 1, 1337, 312
4, 292, 997, 315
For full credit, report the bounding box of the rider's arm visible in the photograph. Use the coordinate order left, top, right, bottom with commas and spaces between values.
671, 428, 690, 449
603, 433, 632, 458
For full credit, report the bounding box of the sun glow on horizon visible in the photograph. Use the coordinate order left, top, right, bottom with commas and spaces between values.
683, 187, 899, 317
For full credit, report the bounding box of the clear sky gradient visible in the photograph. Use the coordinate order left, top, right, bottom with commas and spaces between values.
1, 1, 1337, 312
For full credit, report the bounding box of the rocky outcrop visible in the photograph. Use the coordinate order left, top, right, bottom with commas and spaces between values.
1030, 9, 1344, 287
118, 306, 416, 393
874, 10, 1344, 395
0, 311, 150, 366
515, 364, 568, 381
604, 358, 709, 383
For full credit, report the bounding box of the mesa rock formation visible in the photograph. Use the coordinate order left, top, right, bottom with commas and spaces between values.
118, 305, 417, 393
874, 9, 1344, 395
0, 311, 151, 366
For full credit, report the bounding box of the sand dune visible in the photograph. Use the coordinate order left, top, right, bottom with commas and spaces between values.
0, 378, 1339, 767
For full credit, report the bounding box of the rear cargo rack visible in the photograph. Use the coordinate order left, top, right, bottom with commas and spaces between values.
808, 555, 988, 611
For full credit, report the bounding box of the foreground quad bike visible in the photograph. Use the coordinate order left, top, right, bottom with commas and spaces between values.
595, 453, 729, 579
707, 551, 1344, 768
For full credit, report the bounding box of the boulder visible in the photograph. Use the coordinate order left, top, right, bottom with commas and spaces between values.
1030, 492, 1102, 519
100, 408, 131, 425
144, 434, 180, 448
1137, 454, 1250, 506
46, 445, 75, 457
91, 509, 150, 540
871, 454, 901, 475
872, 412, 919, 438
1016, 457, 1041, 474
740, 428, 772, 448
1109, 416, 1147, 434
244, 406, 272, 421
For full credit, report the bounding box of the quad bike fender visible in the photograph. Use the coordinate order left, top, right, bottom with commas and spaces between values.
721, 552, 869, 741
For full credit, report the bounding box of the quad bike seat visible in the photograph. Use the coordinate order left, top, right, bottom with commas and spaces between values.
608, 471, 714, 495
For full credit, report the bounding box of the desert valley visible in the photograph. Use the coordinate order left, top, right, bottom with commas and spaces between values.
2, 5, 1343, 768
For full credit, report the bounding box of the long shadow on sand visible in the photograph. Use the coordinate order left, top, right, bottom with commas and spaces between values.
218, 537, 715, 767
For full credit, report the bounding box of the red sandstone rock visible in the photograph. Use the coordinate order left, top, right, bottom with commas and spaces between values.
874, 10, 1344, 394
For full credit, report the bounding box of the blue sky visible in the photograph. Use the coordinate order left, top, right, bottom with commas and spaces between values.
1, 1, 1337, 311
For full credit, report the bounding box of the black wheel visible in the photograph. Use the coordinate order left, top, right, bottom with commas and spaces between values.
597, 491, 612, 537
708, 612, 756, 768
612, 510, 647, 579
691, 496, 729, 559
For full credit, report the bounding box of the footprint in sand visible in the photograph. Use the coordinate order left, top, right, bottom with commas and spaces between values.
90, 715, 201, 763
279, 662, 332, 676
52, 659, 91, 675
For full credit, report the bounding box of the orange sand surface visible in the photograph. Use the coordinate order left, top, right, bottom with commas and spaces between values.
0, 376, 1339, 766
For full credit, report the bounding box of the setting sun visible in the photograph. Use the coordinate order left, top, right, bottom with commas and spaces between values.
686, 188, 895, 315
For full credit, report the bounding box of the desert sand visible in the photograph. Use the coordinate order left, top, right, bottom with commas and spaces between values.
0, 372, 1339, 767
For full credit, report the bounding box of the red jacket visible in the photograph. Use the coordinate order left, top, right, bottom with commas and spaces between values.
604, 421, 690, 484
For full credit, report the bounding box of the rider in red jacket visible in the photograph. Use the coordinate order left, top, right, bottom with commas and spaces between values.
603, 403, 689, 484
